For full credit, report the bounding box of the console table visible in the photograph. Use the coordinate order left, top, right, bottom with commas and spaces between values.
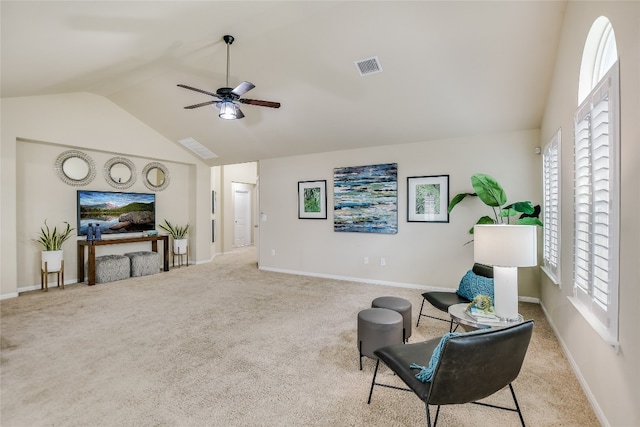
77, 235, 169, 286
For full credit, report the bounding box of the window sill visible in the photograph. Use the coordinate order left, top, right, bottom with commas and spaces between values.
540, 265, 560, 287
567, 296, 619, 353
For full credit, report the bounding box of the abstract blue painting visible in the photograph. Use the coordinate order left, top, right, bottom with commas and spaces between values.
333, 163, 398, 234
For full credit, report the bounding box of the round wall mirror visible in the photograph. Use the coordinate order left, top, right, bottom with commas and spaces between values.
54, 150, 96, 186
63, 157, 89, 180
142, 162, 170, 191
104, 157, 136, 189
148, 168, 165, 185
111, 163, 131, 182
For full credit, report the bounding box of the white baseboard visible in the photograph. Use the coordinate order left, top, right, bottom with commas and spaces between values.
258, 266, 542, 303
17, 280, 73, 294
1, 292, 20, 300
259, 266, 433, 291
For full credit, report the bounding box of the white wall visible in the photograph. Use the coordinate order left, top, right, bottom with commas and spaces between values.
1, 92, 213, 297
539, 2, 639, 426
258, 130, 542, 294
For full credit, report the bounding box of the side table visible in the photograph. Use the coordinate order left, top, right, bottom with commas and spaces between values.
448, 303, 524, 331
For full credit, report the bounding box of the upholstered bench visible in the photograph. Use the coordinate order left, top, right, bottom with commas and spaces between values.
357, 308, 403, 370
94, 255, 130, 284
372, 296, 412, 342
125, 251, 161, 277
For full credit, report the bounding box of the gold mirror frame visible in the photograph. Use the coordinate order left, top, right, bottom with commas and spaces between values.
54, 150, 96, 187
104, 157, 136, 190
142, 162, 170, 191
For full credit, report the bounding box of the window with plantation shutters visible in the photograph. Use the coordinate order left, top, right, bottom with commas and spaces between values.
571, 60, 619, 347
542, 130, 560, 284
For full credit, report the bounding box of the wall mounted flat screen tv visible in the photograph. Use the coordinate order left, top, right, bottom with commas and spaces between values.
77, 190, 156, 236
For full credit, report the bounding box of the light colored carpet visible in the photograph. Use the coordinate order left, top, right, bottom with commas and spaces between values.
1, 247, 598, 426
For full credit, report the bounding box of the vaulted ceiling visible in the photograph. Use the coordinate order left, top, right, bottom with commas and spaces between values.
1, 1, 566, 166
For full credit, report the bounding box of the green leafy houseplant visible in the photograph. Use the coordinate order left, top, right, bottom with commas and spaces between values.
158, 219, 189, 239
448, 173, 542, 235
34, 220, 75, 251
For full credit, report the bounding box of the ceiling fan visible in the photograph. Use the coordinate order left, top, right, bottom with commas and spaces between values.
177, 35, 281, 120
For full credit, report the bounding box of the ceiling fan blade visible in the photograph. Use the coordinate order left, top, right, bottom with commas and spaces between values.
231, 81, 255, 97
177, 84, 220, 98
238, 98, 281, 108
184, 100, 217, 109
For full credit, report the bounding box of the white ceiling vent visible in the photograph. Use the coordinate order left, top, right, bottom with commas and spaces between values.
355, 56, 382, 76
178, 137, 218, 159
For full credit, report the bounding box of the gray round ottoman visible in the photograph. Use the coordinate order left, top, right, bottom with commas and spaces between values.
357, 308, 403, 370
372, 296, 412, 342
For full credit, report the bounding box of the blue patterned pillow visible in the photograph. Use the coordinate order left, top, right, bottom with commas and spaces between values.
456, 269, 494, 301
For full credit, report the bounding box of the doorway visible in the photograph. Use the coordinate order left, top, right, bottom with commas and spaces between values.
233, 182, 254, 247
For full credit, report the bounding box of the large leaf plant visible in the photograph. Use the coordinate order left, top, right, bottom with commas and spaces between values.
158, 219, 189, 239
448, 173, 542, 236
34, 220, 75, 251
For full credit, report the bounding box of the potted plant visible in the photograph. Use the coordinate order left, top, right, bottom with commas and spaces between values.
448, 173, 542, 239
158, 219, 189, 254
34, 220, 75, 272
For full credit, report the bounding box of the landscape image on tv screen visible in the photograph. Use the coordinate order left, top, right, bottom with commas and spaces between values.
77, 190, 156, 236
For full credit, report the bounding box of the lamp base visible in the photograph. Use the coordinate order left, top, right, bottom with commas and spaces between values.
493, 266, 519, 321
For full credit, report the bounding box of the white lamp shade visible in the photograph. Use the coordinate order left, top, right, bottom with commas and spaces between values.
474, 224, 537, 267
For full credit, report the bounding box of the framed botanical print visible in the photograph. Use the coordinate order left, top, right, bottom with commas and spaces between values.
298, 180, 327, 219
407, 175, 449, 223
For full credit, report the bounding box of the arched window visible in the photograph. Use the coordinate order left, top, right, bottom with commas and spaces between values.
578, 16, 618, 104
571, 16, 620, 349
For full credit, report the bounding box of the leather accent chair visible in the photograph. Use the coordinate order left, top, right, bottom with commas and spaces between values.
416, 263, 493, 331
368, 320, 534, 427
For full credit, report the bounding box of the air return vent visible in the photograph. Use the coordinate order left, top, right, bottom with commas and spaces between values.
355, 56, 382, 76
178, 137, 218, 160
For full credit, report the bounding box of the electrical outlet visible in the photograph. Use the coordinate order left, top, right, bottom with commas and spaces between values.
364, 257, 369, 264
271, 249, 276, 256
380, 258, 386, 266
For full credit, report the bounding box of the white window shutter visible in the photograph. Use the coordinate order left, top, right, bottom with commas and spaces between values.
573, 112, 591, 297
543, 130, 561, 283
572, 61, 619, 342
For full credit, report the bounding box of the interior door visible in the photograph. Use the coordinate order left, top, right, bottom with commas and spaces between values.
233, 184, 252, 246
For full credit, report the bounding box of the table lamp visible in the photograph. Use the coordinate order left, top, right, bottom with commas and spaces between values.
473, 224, 537, 320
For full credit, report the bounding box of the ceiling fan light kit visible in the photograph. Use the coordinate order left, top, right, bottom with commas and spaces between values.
178, 35, 280, 120
219, 101, 244, 120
